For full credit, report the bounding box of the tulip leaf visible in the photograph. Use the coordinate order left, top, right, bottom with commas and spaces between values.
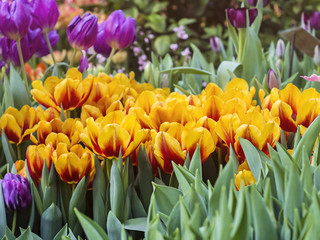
1, 132, 15, 168
137, 146, 153, 211
131, 187, 147, 218
161, 67, 214, 76
2, 75, 14, 109
216, 61, 242, 89
93, 155, 107, 228
53, 224, 68, 240
106, 211, 122, 240
284, 165, 303, 224
16, 227, 33, 240
251, 188, 279, 240
152, 183, 182, 216
189, 145, 202, 178
40, 204, 62, 240
75, 208, 110, 240
5, 227, 15, 240
68, 177, 89, 231
31, 182, 43, 215
293, 115, 320, 167
154, 35, 170, 56
110, 160, 125, 222
0, 183, 6, 238
167, 202, 181, 236
123, 217, 147, 232
9, 65, 31, 108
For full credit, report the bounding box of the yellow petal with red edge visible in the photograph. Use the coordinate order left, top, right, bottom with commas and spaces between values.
203, 95, 223, 121
271, 100, 297, 132
135, 91, 157, 115
84, 118, 103, 155
106, 100, 124, 115
81, 105, 103, 123
43, 76, 62, 96
102, 110, 126, 125
37, 120, 52, 144
153, 132, 186, 173
296, 98, 320, 128
130, 107, 155, 129
279, 83, 301, 114
0, 114, 21, 143
66, 67, 82, 80
221, 98, 247, 119
182, 127, 215, 162
15, 160, 27, 178
215, 114, 241, 147
31, 80, 59, 110
259, 122, 280, 152
121, 114, 141, 141
160, 122, 184, 144
98, 124, 130, 159
54, 79, 83, 110
124, 129, 150, 158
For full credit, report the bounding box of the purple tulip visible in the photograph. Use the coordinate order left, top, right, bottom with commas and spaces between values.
79, 50, 89, 73
0, 0, 32, 40
31, 0, 60, 33
93, 21, 112, 58
34, 30, 59, 58
210, 36, 222, 54
103, 10, 136, 49
1, 173, 32, 212
246, 0, 270, 7
67, 13, 98, 50
276, 39, 285, 59
303, 11, 320, 30
227, 8, 258, 28
0, 28, 41, 66
267, 69, 280, 89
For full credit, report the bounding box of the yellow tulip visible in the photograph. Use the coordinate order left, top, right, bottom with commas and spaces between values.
234, 170, 256, 190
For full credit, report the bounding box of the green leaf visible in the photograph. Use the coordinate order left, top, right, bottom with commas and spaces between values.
239, 138, 263, 180
251, 188, 279, 240
137, 146, 153, 211
106, 211, 122, 240
16, 227, 33, 240
1, 132, 15, 167
178, 18, 196, 26
152, 183, 182, 216
53, 224, 68, 240
217, 61, 241, 89
31, 182, 43, 215
109, 160, 125, 222
93, 155, 107, 228
9, 65, 31, 108
161, 67, 214, 76
123, 218, 147, 232
68, 177, 89, 230
3, 75, 14, 109
40, 204, 62, 240
188, 145, 202, 178
154, 35, 170, 56
5, 227, 15, 240
293, 115, 320, 167
75, 208, 110, 240
0, 183, 6, 238
314, 166, 320, 191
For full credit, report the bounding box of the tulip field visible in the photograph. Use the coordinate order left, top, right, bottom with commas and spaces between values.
2, 0, 320, 239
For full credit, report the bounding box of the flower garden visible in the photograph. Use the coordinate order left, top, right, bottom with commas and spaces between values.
1, 0, 320, 239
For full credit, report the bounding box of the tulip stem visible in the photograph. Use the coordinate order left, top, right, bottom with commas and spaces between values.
105, 48, 116, 74
44, 32, 56, 65
237, 28, 244, 63
12, 210, 17, 234
16, 39, 30, 99
87, 53, 97, 62
17, 145, 21, 161
69, 49, 77, 68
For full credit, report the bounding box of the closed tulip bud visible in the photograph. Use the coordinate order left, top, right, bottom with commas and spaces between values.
210, 36, 222, 54
67, 13, 98, 50
246, 0, 270, 7
276, 39, 285, 59
31, 0, 60, 33
103, 10, 136, 49
93, 21, 112, 58
314, 45, 320, 66
267, 69, 280, 89
0, 0, 31, 40
303, 11, 320, 30
1, 173, 32, 211
79, 50, 89, 73
227, 8, 258, 28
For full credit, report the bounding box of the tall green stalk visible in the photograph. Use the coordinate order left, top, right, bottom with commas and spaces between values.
105, 48, 116, 74
44, 32, 56, 65
16, 39, 30, 98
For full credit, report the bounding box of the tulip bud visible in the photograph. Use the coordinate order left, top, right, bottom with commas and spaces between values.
227, 8, 258, 28
1, 173, 32, 211
276, 39, 285, 59
79, 50, 89, 73
103, 10, 136, 50
246, 0, 270, 7
93, 21, 112, 58
144, 61, 152, 82
303, 11, 320, 30
67, 13, 98, 50
267, 69, 280, 89
31, 0, 60, 33
0, 0, 31, 41
210, 36, 222, 54
314, 45, 320, 66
